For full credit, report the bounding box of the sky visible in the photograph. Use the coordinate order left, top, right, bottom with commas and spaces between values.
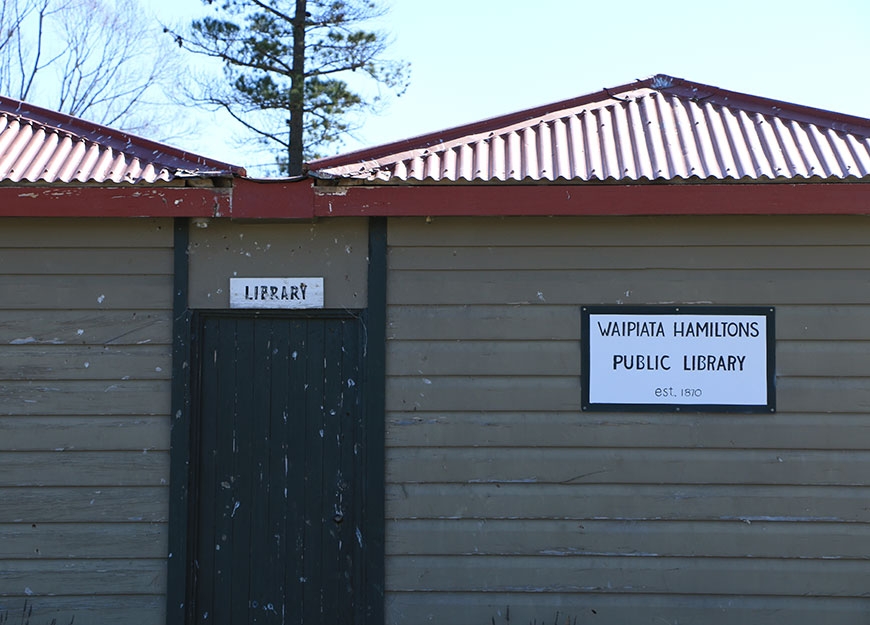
154, 0, 870, 173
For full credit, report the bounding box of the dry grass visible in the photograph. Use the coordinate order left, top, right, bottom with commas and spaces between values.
492, 606, 580, 625
0, 601, 74, 625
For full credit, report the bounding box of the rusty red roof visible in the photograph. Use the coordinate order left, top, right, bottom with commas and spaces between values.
310, 74, 870, 183
0, 95, 245, 183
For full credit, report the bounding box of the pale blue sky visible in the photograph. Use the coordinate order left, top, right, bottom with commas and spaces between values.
157, 0, 870, 172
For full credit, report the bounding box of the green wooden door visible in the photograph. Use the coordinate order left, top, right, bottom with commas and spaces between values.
189, 313, 363, 624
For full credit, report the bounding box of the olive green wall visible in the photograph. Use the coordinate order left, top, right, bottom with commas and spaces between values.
8, 212, 870, 625
0, 216, 369, 625
0, 218, 173, 625
384, 215, 870, 624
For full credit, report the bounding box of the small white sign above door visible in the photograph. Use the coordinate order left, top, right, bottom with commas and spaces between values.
230, 277, 325, 309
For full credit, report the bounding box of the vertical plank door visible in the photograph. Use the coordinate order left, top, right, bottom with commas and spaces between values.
190, 314, 362, 625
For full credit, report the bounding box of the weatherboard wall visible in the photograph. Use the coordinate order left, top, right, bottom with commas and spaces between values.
383, 214, 870, 624
187, 218, 368, 310
0, 218, 173, 625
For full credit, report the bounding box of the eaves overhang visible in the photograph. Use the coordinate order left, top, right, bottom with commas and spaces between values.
4, 177, 870, 219
302, 181, 870, 218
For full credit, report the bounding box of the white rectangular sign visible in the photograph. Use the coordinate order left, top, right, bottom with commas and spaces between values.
582, 307, 775, 412
230, 277, 324, 309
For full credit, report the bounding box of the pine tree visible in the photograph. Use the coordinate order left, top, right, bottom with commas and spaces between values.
173, 0, 407, 175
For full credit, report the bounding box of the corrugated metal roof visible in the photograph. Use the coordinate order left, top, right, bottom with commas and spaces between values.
0, 96, 245, 183
310, 75, 870, 183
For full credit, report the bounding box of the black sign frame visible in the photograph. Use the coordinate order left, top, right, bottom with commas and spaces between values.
581, 305, 776, 413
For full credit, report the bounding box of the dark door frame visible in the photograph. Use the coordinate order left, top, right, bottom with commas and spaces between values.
166, 217, 387, 625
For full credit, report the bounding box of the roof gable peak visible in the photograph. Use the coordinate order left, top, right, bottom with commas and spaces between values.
311, 74, 870, 183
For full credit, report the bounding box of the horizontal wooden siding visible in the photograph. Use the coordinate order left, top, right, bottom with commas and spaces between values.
385, 215, 870, 624
0, 218, 173, 625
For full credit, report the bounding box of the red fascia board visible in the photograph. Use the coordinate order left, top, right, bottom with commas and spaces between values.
0, 186, 232, 217
3, 180, 870, 218
309, 183, 870, 217
228, 177, 315, 219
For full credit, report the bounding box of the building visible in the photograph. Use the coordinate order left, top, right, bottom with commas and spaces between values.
3, 75, 870, 624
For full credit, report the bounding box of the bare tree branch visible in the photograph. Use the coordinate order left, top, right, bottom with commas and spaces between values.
0, 0, 188, 139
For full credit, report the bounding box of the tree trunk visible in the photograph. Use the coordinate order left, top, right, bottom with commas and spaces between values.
288, 0, 307, 176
